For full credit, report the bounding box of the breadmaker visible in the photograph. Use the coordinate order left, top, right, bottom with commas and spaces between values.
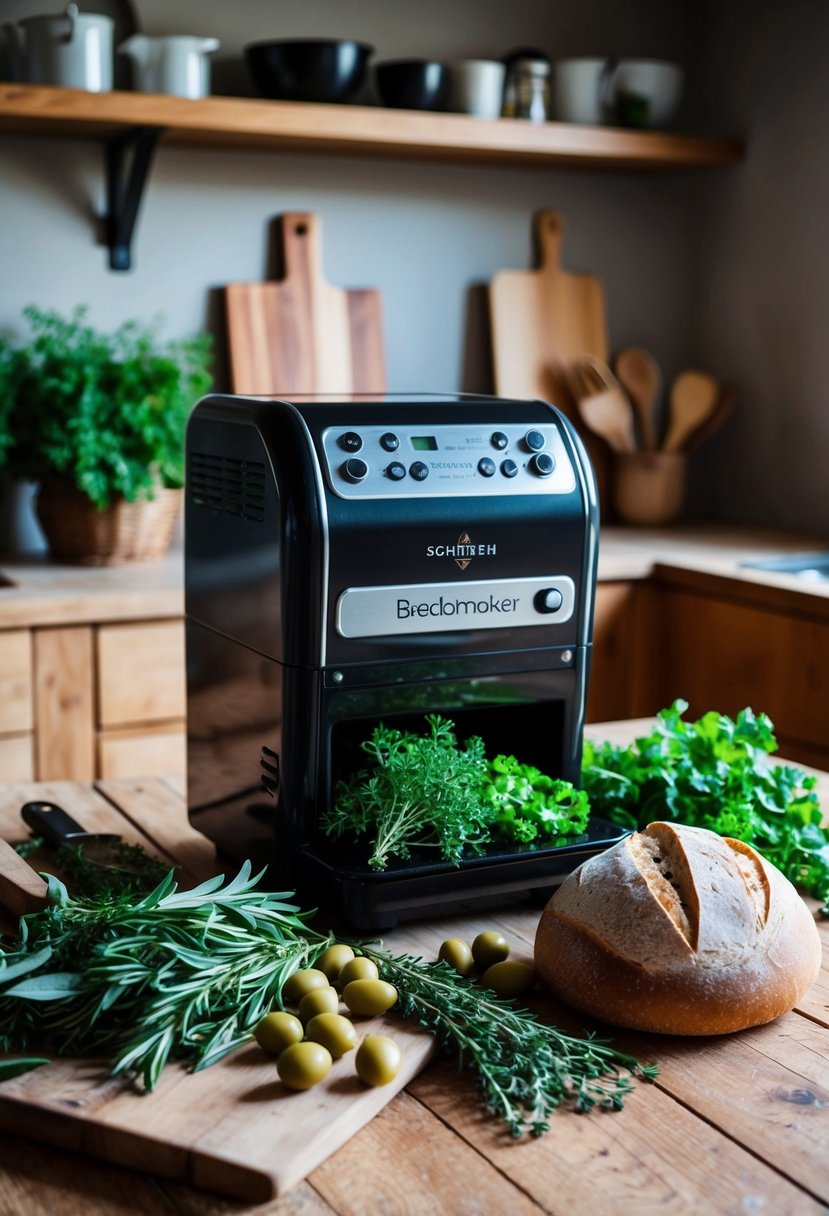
184, 392, 623, 928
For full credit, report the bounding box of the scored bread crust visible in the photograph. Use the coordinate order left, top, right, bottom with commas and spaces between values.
534, 821, 822, 1035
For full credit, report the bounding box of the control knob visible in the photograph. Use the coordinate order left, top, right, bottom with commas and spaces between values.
530, 452, 555, 477
342, 458, 369, 483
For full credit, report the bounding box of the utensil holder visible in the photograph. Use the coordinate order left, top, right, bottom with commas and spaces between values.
612, 451, 686, 526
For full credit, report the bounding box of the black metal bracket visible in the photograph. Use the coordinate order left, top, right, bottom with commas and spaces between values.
105, 125, 165, 271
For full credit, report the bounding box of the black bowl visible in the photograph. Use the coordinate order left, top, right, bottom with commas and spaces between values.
244, 39, 374, 103
374, 59, 447, 110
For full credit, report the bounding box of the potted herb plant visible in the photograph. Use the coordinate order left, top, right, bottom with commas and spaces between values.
0, 305, 212, 565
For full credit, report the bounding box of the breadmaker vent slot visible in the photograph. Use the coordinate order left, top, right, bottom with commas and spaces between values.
189, 452, 266, 522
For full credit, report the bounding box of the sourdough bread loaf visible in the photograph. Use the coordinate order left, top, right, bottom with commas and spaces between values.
534, 821, 822, 1035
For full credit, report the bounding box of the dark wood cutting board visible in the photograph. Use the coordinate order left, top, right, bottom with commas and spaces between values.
224, 212, 386, 396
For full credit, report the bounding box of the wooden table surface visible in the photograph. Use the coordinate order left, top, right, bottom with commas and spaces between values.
0, 721, 828, 1216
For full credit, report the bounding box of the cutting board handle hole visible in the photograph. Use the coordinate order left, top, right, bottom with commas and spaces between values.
295, 222, 308, 236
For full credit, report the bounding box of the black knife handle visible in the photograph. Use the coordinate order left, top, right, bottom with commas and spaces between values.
20, 801, 118, 847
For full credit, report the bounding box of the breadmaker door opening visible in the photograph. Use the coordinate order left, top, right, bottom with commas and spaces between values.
329, 700, 565, 797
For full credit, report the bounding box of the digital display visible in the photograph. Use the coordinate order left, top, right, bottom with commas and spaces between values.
411, 435, 438, 451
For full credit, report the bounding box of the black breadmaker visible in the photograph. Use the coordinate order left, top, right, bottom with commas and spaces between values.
184, 392, 624, 929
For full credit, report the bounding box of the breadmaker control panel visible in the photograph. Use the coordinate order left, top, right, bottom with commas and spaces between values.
320, 423, 577, 499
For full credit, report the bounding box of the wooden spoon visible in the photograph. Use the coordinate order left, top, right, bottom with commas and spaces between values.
682, 384, 737, 454
615, 347, 662, 451
663, 370, 720, 453
569, 356, 637, 454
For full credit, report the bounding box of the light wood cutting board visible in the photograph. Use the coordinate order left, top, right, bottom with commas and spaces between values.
488, 209, 612, 507
224, 212, 386, 396
0, 780, 434, 1203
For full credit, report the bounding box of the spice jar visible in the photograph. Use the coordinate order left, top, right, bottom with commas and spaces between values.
501, 49, 551, 121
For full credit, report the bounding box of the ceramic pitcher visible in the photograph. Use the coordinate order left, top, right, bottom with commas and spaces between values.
118, 34, 220, 99
3, 3, 113, 91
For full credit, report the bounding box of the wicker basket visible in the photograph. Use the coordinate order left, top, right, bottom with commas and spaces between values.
36, 479, 182, 566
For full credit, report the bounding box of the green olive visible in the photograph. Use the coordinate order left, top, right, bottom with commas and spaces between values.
282, 967, 329, 1003
355, 1034, 402, 1087
316, 943, 356, 981
276, 1041, 333, 1091
438, 937, 474, 976
338, 957, 379, 986
342, 978, 398, 1016
253, 1011, 304, 1055
305, 1012, 358, 1059
471, 930, 510, 969
481, 960, 536, 998
298, 985, 339, 1023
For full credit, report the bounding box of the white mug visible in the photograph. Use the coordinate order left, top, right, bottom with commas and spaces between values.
553, 58, 615, 125
446, 59, 506, 119
118, 34, 220, 99
4, 3, 113, 91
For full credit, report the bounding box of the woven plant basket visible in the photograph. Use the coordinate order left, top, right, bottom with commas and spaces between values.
36, 479, 182, 566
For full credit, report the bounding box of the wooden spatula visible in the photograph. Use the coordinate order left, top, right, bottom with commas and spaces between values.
615, 347, 662, 451
569, 356, 637, 454
663, 370, 720, 453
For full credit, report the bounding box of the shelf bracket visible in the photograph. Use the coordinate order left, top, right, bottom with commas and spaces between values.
105, 125, 164, 271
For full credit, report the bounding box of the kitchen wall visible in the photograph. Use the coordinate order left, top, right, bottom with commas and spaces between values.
0, 0, 696, 395
7, 0, 820, 534
684, 0, 829, 533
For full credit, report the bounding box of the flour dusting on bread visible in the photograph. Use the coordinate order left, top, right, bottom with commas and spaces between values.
534, 820, 823, 1036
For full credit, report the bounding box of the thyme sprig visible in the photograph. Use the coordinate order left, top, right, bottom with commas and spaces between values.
363, 948, 658, 1136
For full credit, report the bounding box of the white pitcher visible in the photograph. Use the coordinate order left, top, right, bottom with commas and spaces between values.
3, 3, 114, 91
119, 34, 220, 99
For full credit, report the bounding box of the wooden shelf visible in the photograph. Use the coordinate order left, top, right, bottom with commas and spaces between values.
0, 84, 742, 170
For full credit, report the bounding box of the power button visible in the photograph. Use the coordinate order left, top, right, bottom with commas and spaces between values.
534, 587, 564, 614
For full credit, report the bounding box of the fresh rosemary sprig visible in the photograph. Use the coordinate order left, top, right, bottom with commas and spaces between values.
362, 947, 658, 1135
0, 864, 330, 1090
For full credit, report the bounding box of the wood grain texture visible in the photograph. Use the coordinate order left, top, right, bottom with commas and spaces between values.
0, 725, 827, 1212
97, 725, 186, 781
97, 621, 185, 728
0, 837, 47, 916
0, 85, 743, 169
0, 733, 35, 781
0, 629, 32, 734
488, 209, 612, 509
225, 213, 385, 396
33, 626, 95, 781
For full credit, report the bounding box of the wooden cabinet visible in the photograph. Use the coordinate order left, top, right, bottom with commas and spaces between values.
649, 582, 829, 768
0, 630, 34, 779
586, 581, 662, 724
5, 617, 185, 783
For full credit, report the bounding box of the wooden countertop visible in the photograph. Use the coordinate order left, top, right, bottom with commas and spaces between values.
2, 525, 829, 629
0, 550, 184, 628
0, 720, 827, 1215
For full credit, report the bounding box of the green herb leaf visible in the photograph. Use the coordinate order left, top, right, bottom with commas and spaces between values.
582, 699, 829, 905
0, 1057, 50, 1081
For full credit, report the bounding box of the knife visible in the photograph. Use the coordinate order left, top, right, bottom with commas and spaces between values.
20, 801, 172, 891
21, 801, 122, 863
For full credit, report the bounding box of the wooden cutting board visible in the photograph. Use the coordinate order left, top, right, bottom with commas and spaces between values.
224, 212, 386, 396
488, 209, 612, 507
0, 779, 436, 1203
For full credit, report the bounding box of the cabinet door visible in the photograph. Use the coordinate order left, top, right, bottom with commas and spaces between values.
97, 621, 185, 728
0, 630, 33, 734
98, 726, 186, 780
33, 627, 95, 780
657, 588, 829, 765
587, 583, 636, 723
